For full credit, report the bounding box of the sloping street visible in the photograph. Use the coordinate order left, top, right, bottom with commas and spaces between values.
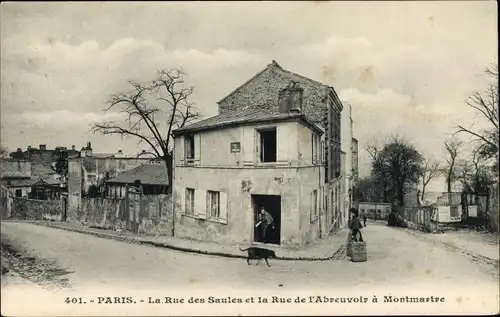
2, 221, 498, 316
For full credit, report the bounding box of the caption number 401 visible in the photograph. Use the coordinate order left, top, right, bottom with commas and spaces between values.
65, 297, 84, 304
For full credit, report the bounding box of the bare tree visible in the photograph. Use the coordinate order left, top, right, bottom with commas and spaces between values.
456, 63, 499, 162
454, 159, 474, 192
420, 157, 440, 201
444, 138, 463, 193
365, 134, 389, 161
0, 146, 8, 158
468, 149, 496, 194
92, 68, 201, 191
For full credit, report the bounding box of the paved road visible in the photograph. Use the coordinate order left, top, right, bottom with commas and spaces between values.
2, 221, 498, 315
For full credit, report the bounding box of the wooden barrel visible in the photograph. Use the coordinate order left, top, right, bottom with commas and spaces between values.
351, 241, 367, 262
346, 237, 353, 258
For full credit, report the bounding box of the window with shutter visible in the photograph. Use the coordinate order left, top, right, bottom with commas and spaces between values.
242, 128, 256, 165
207, 190, 220, 218
185, 134, 195, 164
194, 134, 201, 163
219, 192, 228, 224
185, 188, 195, 214
276, 125, 290, 163
195, 189, 207, 218
310, 189, 318, 223
178, 186, 185, 212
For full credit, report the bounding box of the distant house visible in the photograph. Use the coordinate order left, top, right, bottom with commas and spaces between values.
1, 159, 33, 201
67, 142, 153, 197
3, 179, 36, 198
172, 83, 327, 247
0, 158, 64, 222
66, 142, 155, 219
0, 159, 32, 180
105, 162, 169, 198
9, 144, 80, 179
359, 202, 391, 220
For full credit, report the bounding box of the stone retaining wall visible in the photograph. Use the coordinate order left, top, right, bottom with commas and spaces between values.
11, 197, 63, 221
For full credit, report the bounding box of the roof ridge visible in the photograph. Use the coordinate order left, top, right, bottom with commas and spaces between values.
216, 60, 335, 106
216, 63, 275, 104
275, 66, 328, 87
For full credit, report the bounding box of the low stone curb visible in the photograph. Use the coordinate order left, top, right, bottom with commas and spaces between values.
12, 220, 348, 262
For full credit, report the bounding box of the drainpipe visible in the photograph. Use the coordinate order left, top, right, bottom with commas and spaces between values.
171, 140, 176, 238
318, 153, 322, 239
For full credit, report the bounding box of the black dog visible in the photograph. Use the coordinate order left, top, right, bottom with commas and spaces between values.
239, 247, 277, 267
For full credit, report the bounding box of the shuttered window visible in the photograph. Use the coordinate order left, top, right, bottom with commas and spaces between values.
185, 188, 195, 214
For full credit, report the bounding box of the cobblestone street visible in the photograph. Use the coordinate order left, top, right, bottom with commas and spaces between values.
2, 221, 498, 315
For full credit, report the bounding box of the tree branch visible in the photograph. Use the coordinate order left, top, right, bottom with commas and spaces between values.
92, 123, 162, 158
455, 125, 497, 149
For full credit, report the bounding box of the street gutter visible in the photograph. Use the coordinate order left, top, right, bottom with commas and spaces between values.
6, 221, 348, 262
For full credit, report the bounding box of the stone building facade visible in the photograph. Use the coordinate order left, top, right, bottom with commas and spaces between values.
172, 88, 327, 247
217, 60, 347, 231
341, 103, 354, 215
352, 137, 359, 209
9, 144, 80, 178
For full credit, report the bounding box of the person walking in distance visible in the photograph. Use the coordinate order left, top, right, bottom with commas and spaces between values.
255, 206, 274, 243
362, 213, 367, 227
349, 211, 364, 242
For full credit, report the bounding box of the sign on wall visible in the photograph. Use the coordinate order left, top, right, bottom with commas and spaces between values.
230, 142, 241, 153
468, 205, 478, 217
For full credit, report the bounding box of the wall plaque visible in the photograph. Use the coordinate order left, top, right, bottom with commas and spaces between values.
230, 142, 241, 153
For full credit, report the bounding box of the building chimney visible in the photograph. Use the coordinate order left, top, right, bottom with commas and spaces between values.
268, 60, 281, 68
39, 144, 47, 150
278, 81, 303, 114
27, 146, 32, 150
71, 145, 75, 150
118, 149, 123, 153
16, 148, 22, 152
87, 142, 92, 150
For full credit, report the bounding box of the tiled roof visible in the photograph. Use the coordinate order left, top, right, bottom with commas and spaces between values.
0, 159, 31, 179
106, 163, 169, 186
31, 164, 56, 178
3, 179, 38, 187
217, 60, 332, 104
173, 108, 323, 135
92, 153, 116, 158
3, 177, 62, 188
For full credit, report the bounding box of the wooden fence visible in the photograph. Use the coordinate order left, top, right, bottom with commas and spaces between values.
76, 194, 173, 236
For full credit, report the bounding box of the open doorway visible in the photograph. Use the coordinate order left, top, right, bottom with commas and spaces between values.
251, 194, 281, 245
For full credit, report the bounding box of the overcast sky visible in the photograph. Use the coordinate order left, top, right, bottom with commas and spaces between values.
1, 1, 497, 191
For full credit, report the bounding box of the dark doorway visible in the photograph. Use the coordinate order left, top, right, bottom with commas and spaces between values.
252, 194, 281, 245
15, 189, 22, 197
259, 128, 277, 162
